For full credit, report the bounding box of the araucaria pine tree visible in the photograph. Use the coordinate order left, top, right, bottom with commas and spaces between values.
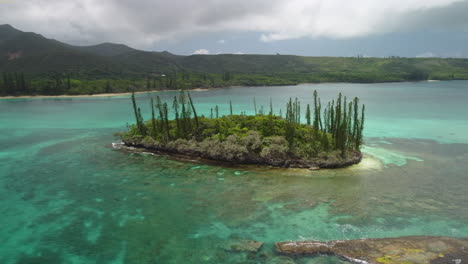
125, 90, 365, 162
187, 92, 199, 131
269, 98, 273, 116
253, 97, 257, 115
131, 92, 146, 136
150, 97, 157, 137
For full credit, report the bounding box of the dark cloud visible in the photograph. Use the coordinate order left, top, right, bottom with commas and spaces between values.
396, 0, 468, 31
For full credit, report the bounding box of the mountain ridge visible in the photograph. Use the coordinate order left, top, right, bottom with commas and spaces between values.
1, 24, 468, 76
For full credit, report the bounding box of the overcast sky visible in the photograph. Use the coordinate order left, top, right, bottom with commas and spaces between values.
1, 0, 468, 57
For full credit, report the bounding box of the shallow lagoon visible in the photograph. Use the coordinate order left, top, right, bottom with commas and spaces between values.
1, 81, 468, 263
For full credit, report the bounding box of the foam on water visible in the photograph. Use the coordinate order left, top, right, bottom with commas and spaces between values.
348, 154, 384, 171
361, 145, 423, 167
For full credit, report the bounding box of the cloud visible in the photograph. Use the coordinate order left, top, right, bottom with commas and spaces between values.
193, 49, 210, 55
217, 39, 225, 44
416, 52, 437, 57
258, 0, 468, 42
1, 0, 467, 48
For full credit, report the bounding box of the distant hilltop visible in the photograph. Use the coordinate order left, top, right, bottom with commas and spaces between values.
1, 24, 468, 96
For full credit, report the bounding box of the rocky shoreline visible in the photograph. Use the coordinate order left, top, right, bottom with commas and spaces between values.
202, 236, 468, 263
122, 140, 363, 169
275, 236, 468, 264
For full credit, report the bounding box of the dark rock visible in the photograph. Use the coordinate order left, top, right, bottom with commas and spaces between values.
276, 241, 332, 255
222, 239, 264, 253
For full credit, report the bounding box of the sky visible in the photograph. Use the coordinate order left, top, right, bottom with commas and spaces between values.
1, 0, 468, 57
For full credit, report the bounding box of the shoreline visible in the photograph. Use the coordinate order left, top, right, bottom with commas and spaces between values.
0, 79, 455, 99
0, 88, 211, 99
121, 141, 363, 170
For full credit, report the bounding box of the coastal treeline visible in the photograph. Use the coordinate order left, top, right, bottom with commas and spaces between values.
2, 59, 467, 96
0, 71, 238, 96
0, 69, 453, 96
120, 90, 365, 168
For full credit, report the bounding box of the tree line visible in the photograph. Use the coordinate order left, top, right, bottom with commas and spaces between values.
0, 71, 238, 96
129, 90, 365, 156
131, 90, 199, 143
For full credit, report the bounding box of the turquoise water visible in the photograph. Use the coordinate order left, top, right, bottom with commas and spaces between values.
1, 81, 468, 263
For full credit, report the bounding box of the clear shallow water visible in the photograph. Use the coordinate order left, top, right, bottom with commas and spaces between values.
1, 81, 468, 263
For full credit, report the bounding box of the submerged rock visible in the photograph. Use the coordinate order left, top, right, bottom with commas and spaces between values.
275, 236, 468, 264
266, 256, 296, 264
222, 239, 264, 253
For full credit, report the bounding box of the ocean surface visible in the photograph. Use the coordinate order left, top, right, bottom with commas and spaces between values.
1, 81, 467, 263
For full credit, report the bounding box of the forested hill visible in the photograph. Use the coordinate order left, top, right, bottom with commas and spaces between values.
1, 24, 468, 96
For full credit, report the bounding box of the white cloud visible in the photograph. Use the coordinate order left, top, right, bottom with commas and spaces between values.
193, 49, 210, 55
416, 52, 437, 57
416, 51, 465, 58
233, 51, 244, 54
1, 0, 467, 48
217, 39, 225, 44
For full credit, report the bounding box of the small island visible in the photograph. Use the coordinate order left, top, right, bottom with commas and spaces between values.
118, 90, 365, 169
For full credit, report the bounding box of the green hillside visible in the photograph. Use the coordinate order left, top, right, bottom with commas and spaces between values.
1, 24, 468, 96
0, 24, 22, 42
73, 43, 136, 57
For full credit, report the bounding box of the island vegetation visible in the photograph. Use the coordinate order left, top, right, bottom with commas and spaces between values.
1, 24, 468, 96
118, 90, 365, 169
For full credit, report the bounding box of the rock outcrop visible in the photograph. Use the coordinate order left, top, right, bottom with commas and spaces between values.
275, 236, 468, 264
122, 140, 362, 169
